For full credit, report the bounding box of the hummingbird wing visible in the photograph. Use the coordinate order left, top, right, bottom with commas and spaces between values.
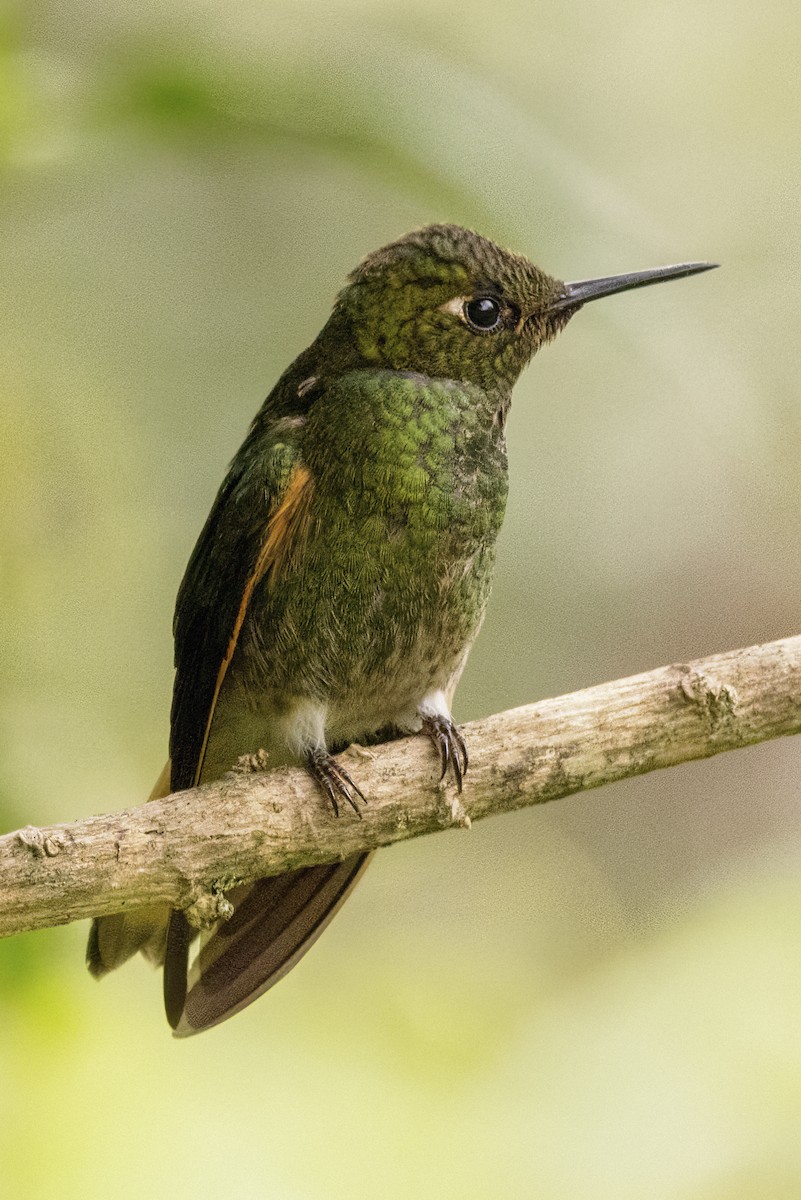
162, 405, 370, 1036
169, 434, 307, 792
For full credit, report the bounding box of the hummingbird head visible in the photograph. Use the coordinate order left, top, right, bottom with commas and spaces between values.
330, 224, 715, 397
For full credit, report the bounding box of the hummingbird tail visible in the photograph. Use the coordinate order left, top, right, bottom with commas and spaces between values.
165, 852, 372, 1037
87, 906, 172, 977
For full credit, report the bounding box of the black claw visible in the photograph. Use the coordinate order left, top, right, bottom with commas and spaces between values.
421, 715, 468, 794
438, 732, 451, 780
451, 744, 463, 792
323, 778, 340, 818
307, 751, 367, 817
454, 728, 469, 775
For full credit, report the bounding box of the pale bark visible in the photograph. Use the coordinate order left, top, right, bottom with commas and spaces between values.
2, 635, 800, 939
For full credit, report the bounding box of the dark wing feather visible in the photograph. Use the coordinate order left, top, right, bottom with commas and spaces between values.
169, 446, 295, 794
163, 391, 370, 1034
164, 432, 300, 1025
169, 358, 322, 793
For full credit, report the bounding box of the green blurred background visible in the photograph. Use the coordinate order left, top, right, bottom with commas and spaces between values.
2, 1, 801, 1196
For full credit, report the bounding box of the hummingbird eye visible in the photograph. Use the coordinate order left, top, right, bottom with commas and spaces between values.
463, 295, 503, 332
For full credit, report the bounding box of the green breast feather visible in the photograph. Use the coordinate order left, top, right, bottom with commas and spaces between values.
238, 369, 509, 710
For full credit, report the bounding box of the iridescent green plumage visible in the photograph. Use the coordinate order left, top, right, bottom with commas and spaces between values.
86, 224, 715, 1034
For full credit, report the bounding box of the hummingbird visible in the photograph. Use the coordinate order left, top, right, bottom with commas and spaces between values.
86, 224, 715, 1035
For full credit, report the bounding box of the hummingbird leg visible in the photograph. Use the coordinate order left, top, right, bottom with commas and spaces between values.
306, 749, 367, 818
420, 713, 469, 794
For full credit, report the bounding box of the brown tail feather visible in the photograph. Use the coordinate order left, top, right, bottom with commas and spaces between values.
169, 853, 372, 1037
163, 910, 196, 1027
86, 905, 172, 977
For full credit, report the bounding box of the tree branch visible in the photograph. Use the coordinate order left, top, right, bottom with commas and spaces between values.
2, 635, 800, 940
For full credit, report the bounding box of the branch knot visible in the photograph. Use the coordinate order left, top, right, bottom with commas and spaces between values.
677, 666, 738, 732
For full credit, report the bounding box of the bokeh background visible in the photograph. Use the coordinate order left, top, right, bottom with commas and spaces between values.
2, 1, 801, 1196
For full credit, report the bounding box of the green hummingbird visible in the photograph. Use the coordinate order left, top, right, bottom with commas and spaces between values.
86, 225, 715, 1036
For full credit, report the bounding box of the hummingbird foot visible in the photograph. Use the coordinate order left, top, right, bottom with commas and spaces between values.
421, 714, 469, 793
306, 750, 367, 818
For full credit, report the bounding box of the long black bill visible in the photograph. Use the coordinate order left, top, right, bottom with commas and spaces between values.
550, 261, 718, 312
